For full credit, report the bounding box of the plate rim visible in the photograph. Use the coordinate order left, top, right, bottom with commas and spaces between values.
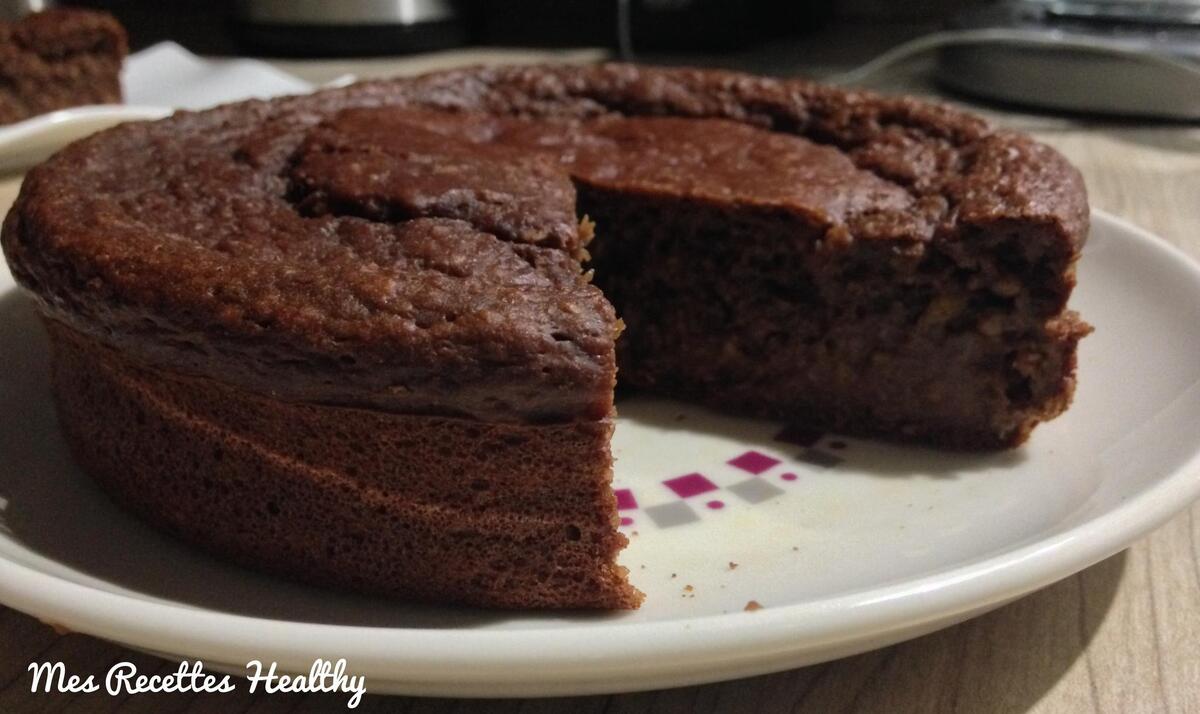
0, 105, 173, 143
1, 208, 1199, 690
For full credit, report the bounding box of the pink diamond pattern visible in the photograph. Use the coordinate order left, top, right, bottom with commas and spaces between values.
614, 488, 637, 510
663, 473, 718, 498
727, 450, 781, 475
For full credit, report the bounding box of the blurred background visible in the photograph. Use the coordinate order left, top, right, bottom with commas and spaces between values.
1, 3, 1199, 712
6, 0, 1200, 120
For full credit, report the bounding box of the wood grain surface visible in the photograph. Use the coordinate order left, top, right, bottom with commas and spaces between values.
0, 49, 1198, 713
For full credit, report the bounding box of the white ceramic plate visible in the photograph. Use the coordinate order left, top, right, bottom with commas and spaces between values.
0, 209, 1198, 697
0, 42, 314, 173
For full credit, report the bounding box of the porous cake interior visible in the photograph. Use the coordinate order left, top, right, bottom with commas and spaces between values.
582, 188, 1088, 447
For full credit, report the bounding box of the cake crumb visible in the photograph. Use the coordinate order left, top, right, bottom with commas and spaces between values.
728, 561, 739, 570
683, 584, 694, 592
671, 573, 677, 579
744, 600, 763, 612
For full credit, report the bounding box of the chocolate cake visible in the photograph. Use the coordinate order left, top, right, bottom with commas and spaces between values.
0, 8, 126, 127
1, 64, 1090, 609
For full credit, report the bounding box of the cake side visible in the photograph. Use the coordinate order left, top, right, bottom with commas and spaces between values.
48, 319, 641, 609
0, 8, 127, 126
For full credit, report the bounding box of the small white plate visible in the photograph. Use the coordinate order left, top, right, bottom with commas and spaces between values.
0, 105, 172, 174
0, 42, 314, 173
0, 210, 1198, 697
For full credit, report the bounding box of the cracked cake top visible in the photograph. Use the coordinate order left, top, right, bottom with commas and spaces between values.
1, 63, 1087, 422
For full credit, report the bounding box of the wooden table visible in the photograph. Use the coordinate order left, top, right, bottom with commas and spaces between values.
1, 47, 1198, 713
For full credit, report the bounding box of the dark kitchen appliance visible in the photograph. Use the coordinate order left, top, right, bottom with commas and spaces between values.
936, 1, 1200, 119
232, 0, 468, 56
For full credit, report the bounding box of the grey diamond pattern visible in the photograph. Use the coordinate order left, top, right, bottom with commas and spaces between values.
728, 478, 785, 504
644, 501, 700, 528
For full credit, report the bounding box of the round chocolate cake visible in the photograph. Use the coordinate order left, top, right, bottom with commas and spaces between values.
1, 64, 1089, 609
